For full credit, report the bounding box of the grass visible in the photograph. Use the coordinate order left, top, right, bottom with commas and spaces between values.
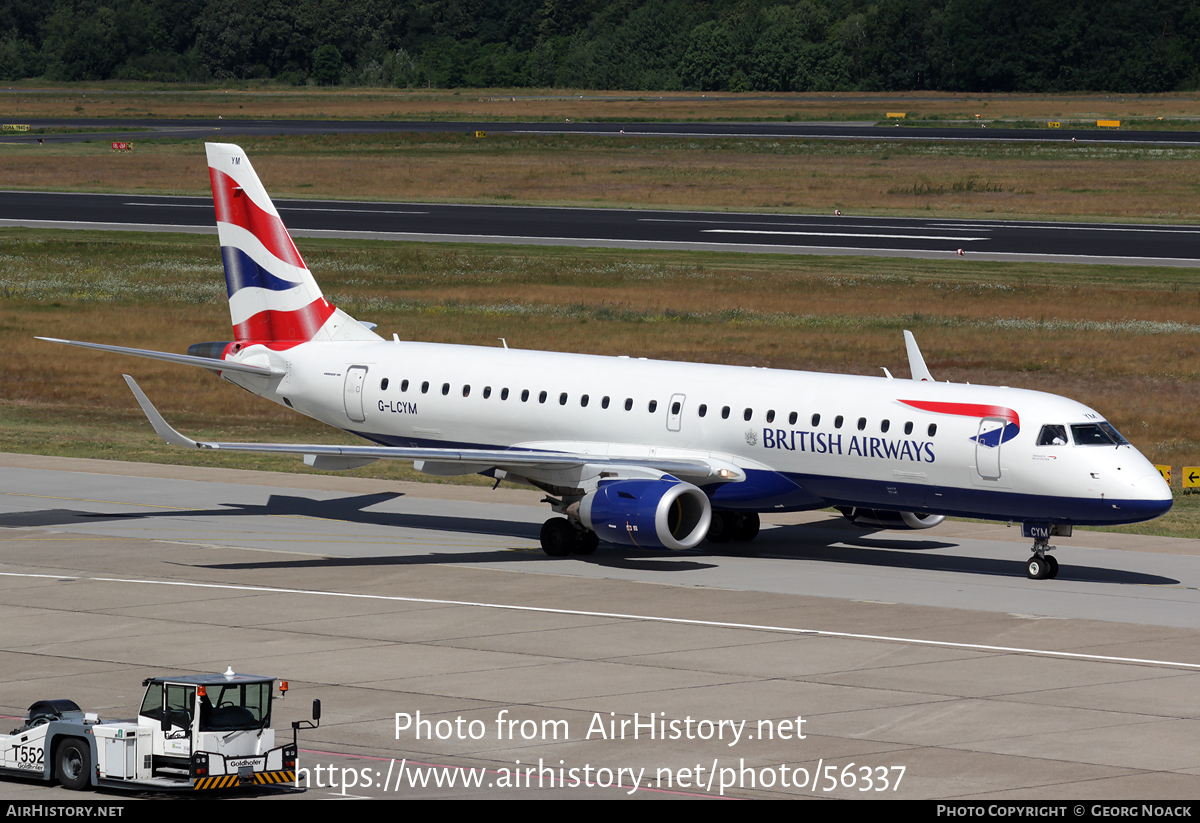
4, 83, 1200, 128
3, 132, 1200, 222
1, 229, 1198, 536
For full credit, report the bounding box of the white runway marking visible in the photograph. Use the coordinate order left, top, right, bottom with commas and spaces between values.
4, 570, 1197, 671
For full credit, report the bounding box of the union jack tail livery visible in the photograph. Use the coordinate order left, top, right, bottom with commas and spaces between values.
206, 143, 378, 347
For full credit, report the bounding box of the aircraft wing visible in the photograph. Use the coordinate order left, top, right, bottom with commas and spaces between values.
124, 376, 744, 484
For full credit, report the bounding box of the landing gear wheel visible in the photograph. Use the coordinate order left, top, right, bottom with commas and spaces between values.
732, 512, 760, 542
706, 512, 731, 544
57, 739, 90, 791
1044, 555, 1059, 579
574, 529, 599, 555
540, 518, 575, 557
1026, 556, 1049, 580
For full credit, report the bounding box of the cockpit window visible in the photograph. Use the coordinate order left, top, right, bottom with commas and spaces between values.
1037, 425, 1068, 446
1071, 422, 1129, 446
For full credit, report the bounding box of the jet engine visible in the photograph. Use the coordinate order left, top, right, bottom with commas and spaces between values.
837, 507, 945, 530
579, 478, 712, 550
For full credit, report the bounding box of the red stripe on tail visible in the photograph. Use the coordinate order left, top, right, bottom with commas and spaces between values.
210, 168, 306, 270
232, 298, 335, 343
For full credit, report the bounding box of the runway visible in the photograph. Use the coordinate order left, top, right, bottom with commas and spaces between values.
4, 190, 1200, 265
0, 454, 1197, 799
10, 117, 1200, 147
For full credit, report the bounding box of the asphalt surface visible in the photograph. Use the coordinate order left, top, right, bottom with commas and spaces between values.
4, 190, 1200, 265
0, 455, 1198, 800
8, 117, 1200, 146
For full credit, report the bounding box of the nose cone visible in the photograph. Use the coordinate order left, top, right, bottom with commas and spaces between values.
1123, 471, 1173, 521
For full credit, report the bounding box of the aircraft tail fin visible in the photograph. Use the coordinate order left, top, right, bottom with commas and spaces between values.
205, 142, 379, 346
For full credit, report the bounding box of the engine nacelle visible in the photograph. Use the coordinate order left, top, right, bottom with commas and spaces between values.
838, 507, 945, 530
579, 478, 712, 550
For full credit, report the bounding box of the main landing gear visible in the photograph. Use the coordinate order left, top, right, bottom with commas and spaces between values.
706, 511, 760, 544
540, 518, 599, 557
1026, 538, 1059, 580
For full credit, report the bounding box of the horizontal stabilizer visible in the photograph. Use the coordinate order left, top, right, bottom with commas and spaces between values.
40, 337, 283, 377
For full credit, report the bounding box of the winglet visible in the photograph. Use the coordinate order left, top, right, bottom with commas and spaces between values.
123, 375, 201, 449
904, 330, 935, 382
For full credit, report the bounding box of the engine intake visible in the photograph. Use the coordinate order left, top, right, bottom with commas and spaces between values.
580, 478, 711, 550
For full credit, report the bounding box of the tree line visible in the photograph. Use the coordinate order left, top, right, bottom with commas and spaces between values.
1, 0, 1198, 93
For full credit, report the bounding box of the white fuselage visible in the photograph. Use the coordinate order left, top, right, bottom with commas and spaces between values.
223, 339, 1171, 526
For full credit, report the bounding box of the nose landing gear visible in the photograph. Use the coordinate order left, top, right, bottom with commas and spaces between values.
1026, 538, 1059, 579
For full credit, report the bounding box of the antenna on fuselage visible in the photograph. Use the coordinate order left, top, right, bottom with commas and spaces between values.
904, 330, 935, 382
499, 338, 508, 349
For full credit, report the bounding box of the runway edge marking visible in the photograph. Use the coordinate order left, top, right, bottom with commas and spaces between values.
2, 571, 1197, 671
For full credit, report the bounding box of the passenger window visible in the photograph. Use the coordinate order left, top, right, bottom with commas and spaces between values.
483, 386, 492, 399
811, 413, 820, 426
559, 392, 568, 405
928, 424, 937, 436
671, 401, 681, 415
501, 388, 509, 400
1037, 425, 1068, 446
581, 395, 589, 407
401, 379, 409, 392
766, 410, 775, 423
698, 404, 707, 417
539, 391, 548, 404
521, 389, 529, 402
441, 383, 450, 396
904, 421, 913, 435
721, 406, 730, 419
834, 415, 844, 429
743, 408, 753, 421
880, 419, 890, 433
602, 396, 610, 409
788, 412, 797, 425
624, 398, 633, 411
380, 378, 389, 391
421, 381, 430, 394
462, 385, 470, 397
857, 417, 866, 431
649, 400, 658, 413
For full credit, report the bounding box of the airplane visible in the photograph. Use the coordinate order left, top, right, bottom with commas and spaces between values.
40, 143, 1173, 580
